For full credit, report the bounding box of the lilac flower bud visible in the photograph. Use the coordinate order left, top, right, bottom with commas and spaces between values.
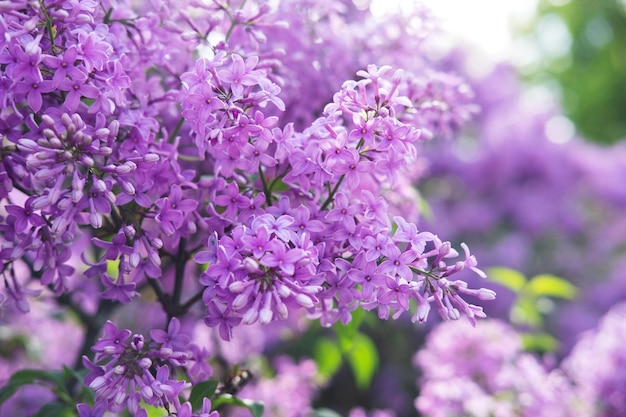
143, 153, 160, 163
114, 365, 126, 375
94, 128, 109, 141
51, 8, 69, 19
232, 292, 249, 309
138, 358, 152, 368
277, 284, 291, 298
242, 307, 259, 325
131, 334, 144, 350
478, 288, 496, 300
42, 128, 57, 140
229, 280, 246, 292
40, 114, 55, 126
31, 195, 49, 210
108, 120, 119, 137
141, 385, 154, 399
295, 293, 314, 308
104, 190, 116, 204
89, 376, 107, 390
120, 180, 135, 195
159, 347, 173, 358
92, 179, 106, 192
243, 257, 261, 273
80, 155, 95, 167
17, 138, 39, 152
115, 162, 137, 174
57, 197, 72, 210
113, 389, 126, 406
89, 212, 102, 229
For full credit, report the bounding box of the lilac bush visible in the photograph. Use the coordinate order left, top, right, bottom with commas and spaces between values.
0, 1, 494, 416
415, 302, 626, 417
417, 61, 626, 352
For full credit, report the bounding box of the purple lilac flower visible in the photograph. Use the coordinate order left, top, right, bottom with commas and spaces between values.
414, 319, 581, 417
564, 302, 626, 417
85, 320, 195, 416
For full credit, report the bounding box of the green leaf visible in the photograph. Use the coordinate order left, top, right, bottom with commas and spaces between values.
8, 369, 64, 385
486, 267, 527, 293
28, 401, 73, 417
311, 408, 344, 417
189, 379, 219, 411
312, 337, 343, 380
335, 308, 364, 352
345, 333, 378, 390
61, 366, 94, 403
212, 394, 264, 417
0, 369, 64, 406
511, 297, 543, 328
526, 274, 578, 300
143, 403, 169, 417
521, 332, 559, 353
107, 258, 120, 279
0, 383, 20, 405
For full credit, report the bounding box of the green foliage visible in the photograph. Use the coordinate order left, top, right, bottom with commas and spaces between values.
188, 379, 219, 411
526, 0, 626, 144
313, 338, 343, 380
28, 401, 74, 417
487, 267, 527, 293
526, 273, 578, 299
0, 369, 64, 405
311, 408, 344, 417
310, 309, 379, 391
212, 394, 265, 417
0, 366, 95, 417
486, 267, 578, 352
344, 333, 378, 390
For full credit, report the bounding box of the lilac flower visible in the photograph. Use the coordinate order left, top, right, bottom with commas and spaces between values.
76, 401, 106, 417
12, 76, 54, 112
204, 302, 242, 341
150, 317, 190, 351
92, 321, 132, 356
5, 197, 46, 233
218, 54, 261, 97
42, 45, 85, 84
564, 302, 626, 417
260, 240, 305, 276
77, 31, 111, 72
58, 71, 101, 112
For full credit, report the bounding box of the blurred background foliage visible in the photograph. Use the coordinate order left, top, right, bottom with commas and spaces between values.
523, 0, 626, 144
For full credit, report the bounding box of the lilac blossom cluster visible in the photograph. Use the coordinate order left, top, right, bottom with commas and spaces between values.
226, 356, 318, 417
418, 63, 626, 349
414, 319, 581, 417
0, 0, 493, 416
81, 319, 216, 417
187, 60, 494, 339
415, 302, 626, 417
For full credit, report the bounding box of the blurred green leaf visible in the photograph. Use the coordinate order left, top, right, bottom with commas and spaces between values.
526, 274, 578, 299
511, 297, 544, 327
143, 403, 168, 417
521, 332, 559, 353
313, 337, 343, 380
28, 401, 73, 417
61, 366, 93, 403
335, 308, 364, 352
189, 379, 219, 410
312, 408, 344, 417
486, 267, 527, 293
212, 394, 264, 417
345, 333, 378, 390
0, 369, 64, 405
